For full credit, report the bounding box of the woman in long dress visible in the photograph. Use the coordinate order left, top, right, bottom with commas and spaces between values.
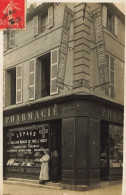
39, 149, 50, 184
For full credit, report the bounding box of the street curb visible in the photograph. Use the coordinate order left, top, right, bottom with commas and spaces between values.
3, 180, 63, 190
3, 178, 122, 191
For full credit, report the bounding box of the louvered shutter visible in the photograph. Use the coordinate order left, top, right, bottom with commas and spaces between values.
33, 15, 38, 36
16, 64, 23, 104
3, 71, 5, 107
9, 30, 15, 48
48, 6, 54, 28
50, 49, 58, 95
115, 16, 118, 36
4, 33, 7, 51
29, 59, 36, 100
102, 5, 107, 27
105, 54, 109, 96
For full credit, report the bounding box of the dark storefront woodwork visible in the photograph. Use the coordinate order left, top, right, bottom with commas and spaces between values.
3, 95, 124, 185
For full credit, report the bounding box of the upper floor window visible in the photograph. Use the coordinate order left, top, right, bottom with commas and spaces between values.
4, 30, 15, 51
33, 6, 54, 36
102, 5, 118, 36
107, 9, 115, 34
30, 49, 58, 100
3, 64, 23, 107
3, 49, 58, 107
105, 54, 114, 98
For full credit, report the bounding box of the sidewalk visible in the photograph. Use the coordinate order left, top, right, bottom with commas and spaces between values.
3, 177, 122, 191
3, 180, 122, 195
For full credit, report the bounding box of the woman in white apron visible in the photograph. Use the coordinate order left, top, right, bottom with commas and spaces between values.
39, 149, 50, 184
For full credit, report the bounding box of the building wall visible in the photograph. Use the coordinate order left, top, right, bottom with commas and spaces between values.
73, 3, 91, 92
3, 3, 124, 108
89, 3, 124, 105
3, 3, 74, 106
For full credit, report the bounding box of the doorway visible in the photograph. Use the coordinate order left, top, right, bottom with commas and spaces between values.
100, 121, 109, 180
49, 120, 62, 182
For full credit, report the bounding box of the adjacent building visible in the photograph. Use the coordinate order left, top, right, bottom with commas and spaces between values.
3, 3, 125, 186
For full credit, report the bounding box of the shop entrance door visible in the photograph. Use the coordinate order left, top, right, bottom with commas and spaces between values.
50, 120, 62, 182
100, 121, 109, 180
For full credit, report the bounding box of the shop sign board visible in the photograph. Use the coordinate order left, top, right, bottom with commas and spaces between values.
101, 105, 123, 123
6, 124, 49, 153
4, 104, 59, 126
57, 6, 72, 89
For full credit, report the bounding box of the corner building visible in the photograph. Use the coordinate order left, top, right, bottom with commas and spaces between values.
3, 3, 124, 186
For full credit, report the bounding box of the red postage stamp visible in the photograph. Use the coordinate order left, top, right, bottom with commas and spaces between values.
0, 0, 25, 29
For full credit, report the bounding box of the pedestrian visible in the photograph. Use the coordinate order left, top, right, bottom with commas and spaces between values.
39, 149, 50, 184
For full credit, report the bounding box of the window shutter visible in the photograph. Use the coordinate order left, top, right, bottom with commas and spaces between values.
48, 6, 54, 28
29, 59, 36, 100
4, 33, 7, 51
50, 49, 58, 95
115, 16, 118, 36
9, 30, 15, 48
16, 64, 23, 104
102, 5, 107, 27
33, 15, 38, 36
3, 71, 5, 107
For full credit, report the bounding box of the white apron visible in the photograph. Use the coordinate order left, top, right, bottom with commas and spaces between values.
39, 154, 50, 181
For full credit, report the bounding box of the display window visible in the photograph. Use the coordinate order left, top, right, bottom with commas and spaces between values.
100, 122, 123, 168
6, 124, 49, 167
109, 124, 123, 168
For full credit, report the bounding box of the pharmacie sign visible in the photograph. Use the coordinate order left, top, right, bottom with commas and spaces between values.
4, 104, 59, 126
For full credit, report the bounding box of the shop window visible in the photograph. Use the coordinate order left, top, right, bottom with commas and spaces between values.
6, 124, 49, 167
3, 30, 15, 51
109, 124, 123, 168
33, 6, 54, 36
105, 54, 114, 98
102, 5, 118, 36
